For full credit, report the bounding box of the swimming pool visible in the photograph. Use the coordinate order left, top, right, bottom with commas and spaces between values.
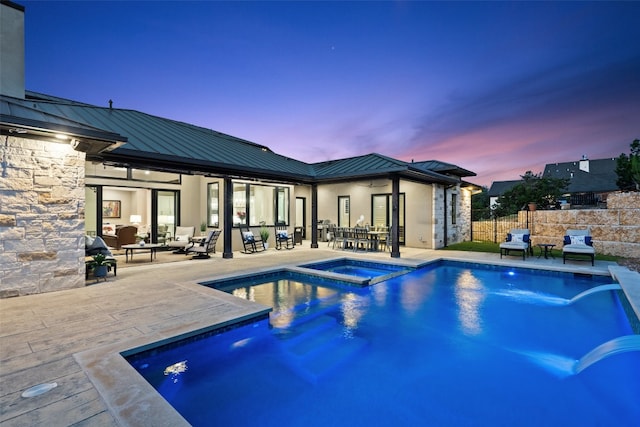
126, 261, 640, 426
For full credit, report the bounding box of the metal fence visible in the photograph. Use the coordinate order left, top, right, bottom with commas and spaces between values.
471, 211, 530, 243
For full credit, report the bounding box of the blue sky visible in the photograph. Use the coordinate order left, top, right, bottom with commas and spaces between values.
22, 1, 640, 186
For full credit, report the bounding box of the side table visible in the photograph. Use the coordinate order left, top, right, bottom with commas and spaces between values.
537, 243, 556, 259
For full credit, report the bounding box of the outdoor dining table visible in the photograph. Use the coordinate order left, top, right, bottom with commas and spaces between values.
366, 230, 387, 251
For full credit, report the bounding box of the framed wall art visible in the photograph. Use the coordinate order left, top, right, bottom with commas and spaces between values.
102, 200, 121, 218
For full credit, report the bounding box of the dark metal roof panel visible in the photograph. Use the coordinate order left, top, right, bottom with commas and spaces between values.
412, 160, 476, 177
1, 96, 125, 143
312, 153, 408, 177
20, 97, 316, 178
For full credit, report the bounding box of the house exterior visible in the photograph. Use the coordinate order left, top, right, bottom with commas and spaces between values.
543, 156, 619, 207
0, 1, 477, 297
489, 157, 619, 209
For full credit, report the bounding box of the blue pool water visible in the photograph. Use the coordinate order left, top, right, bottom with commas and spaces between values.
299, 258, 410, 282
126, 262, 640, 426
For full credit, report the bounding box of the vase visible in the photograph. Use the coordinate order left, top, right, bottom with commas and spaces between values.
94, 265, 108, 278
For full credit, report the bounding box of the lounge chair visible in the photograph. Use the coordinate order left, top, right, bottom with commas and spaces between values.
238, 225, 265, 253
274, 223, 295, 250
166, 226, 195, 253
499, 228, 531, 261
186, 230, 221, 259
562, 229, 595, 266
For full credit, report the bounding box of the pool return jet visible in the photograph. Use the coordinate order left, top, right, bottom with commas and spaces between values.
495, 283, 622, 306
505, 283, 640, 377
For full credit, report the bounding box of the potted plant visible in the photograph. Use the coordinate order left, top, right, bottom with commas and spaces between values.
88, 253, 109, 279
200, 221, 207, 233
260, 224, 270, 249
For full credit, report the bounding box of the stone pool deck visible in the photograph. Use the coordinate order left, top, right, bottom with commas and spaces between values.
1, 244, 637, 426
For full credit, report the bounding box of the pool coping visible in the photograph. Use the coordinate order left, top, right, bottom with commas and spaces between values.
72, 255, 639, 427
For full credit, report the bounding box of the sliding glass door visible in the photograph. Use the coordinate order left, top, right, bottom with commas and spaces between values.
372, 193, 405, 244
153, 190, 179, 243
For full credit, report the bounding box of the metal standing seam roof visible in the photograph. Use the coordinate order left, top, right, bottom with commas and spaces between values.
0, 97, 125, 144
3, 92, 475, 185
411, 160, 476, 177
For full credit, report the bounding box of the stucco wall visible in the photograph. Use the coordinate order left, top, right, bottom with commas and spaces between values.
0, 135, 86, 297
527, 192, 640, 258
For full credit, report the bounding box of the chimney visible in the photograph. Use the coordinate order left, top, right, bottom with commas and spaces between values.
579, 155, 589, 173
0, 0, 26, 99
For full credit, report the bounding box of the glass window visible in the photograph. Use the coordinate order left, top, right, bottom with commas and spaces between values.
232, 182, 290, 227
276, 187, 289, 224
451, 193, 458, 225
233, 183, 247, 225
338, 196, 350, 227
249, 185, 274, 226
207, 183, 219, 227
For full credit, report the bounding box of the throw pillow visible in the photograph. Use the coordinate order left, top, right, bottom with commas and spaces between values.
570, 235, 586, 245
243, 231, 255, 243
175, 234, 189, 242
277, 231, 288, 239
511, 233, 524, 243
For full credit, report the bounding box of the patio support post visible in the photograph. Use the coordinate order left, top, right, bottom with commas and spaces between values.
391, 175, 400, 258
311, 183, 318, 248
222, 176, 233, 258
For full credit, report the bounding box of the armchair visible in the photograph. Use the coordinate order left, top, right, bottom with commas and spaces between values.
102, 225, 137, 250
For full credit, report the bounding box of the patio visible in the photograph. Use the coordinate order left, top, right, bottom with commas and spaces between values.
0, 244, 634, 426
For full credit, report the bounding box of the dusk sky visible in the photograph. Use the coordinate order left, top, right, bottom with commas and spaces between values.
21, 1, 640, 187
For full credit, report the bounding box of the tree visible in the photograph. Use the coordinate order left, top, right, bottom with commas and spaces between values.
471, 186, 490, 220
616, 139, 640, 191
493, 171, 569, 217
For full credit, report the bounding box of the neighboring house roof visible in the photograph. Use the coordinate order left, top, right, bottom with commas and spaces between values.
543, 158, 619, 193
488, 158, 619, 198
1, 91, 474, 185
488, 180, 522, 197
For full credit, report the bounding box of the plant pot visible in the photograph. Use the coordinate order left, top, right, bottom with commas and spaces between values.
528, 203, 537, 212
263, 243, 269, 250
93, 265, 108, 278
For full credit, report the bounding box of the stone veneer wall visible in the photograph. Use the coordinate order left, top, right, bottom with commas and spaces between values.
0, 135, 86, 298
526, 192, 640, 258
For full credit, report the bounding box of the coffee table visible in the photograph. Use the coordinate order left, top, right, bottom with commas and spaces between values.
121, 243, 163, 263
537, 243, 556, 259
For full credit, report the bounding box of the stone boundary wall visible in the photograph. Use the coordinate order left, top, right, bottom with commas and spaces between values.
0, 135, 86, 298
525, 192, 640, 258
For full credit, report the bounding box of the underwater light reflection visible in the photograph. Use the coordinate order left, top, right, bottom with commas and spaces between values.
455, 270, 486, 335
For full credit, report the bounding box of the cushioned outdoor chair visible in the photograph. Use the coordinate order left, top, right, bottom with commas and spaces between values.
562, 229, 595, 266
238, 225, 265, 253
166, 226, 195, 253
274, 223, 295, 250
499, 228, 531, 261
186, 230, 221, 259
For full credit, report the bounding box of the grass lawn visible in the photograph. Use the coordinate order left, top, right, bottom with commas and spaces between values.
442, 241, 619, 262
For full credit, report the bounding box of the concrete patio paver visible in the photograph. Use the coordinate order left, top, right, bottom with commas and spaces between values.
1, 244, 636, 426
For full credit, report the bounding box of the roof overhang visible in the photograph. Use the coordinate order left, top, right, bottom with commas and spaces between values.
1, 114, 126, 155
